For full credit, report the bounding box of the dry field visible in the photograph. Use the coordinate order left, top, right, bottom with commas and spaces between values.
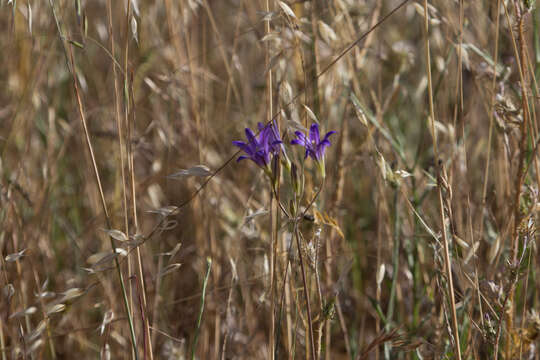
1, 0, 540, 359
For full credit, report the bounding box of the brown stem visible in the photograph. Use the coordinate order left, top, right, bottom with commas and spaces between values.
294, 225, 316, 359
422, 0, 461, 357
500, 2, 530, 356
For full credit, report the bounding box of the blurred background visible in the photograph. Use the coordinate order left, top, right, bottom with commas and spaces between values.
1, 0, 539, 358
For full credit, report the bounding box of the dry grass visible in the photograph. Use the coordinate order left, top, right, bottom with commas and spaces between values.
1, 0, 540, 359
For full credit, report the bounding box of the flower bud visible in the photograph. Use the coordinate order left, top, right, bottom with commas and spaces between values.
291, 162, 301, 196
281, 148, 292, 172
289, 199, 297, 216
271, 156, 280, 188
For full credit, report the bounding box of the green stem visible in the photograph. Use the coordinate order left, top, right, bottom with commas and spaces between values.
384, 187, 400, 360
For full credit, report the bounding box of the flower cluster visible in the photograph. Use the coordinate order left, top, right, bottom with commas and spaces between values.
291, 123, 336, 178
234, 121, 336, 179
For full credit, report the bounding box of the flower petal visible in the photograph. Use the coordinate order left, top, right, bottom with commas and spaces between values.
232, 141, 254, 155
253, 151, 268, 167
309, 123, 320, 144
232, 140, 246, 147
270, 121, 281, 141
307, 148, 319, 161
293, 131, 308, 146
323, 131, 337, 142
319, 139, 331, 149
260, 131, 270, 155
245, 128, 257, 145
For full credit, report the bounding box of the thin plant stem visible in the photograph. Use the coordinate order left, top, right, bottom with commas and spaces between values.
302, 177, 325, 220
383, 187, 399, 360
105, 1, 146, 358
478, 0, 501, 238
123, 0, 154, 357
266, 0, 275, 354
269, 185, 277, 360
275, 222, 294, 359
313, 226, 324, 360
422, 0, 462, 358
121, 3, 136, 356
191, 257, 212, 360
0, 319, 5, 360
500, 2, 531, 356
294, 225, 316, 359
128, 70, 153, 359
518, 246, 533, 360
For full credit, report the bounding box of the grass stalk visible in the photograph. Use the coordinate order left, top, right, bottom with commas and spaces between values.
383, 187, 400, 360
266, 0, 276, 356
105, 1, 147, 358
500, 2, 531, 356
294, 225, 316, 359
269, 186, 277, 360
191, 257, 212, 360
422, 0, 462, 358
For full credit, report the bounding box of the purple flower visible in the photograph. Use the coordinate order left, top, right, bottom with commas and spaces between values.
291, 123, 336, 178
233, 122, 282, 170
291, 124, 336, 162
261, 120, 293, 171
258, 121, 282, 156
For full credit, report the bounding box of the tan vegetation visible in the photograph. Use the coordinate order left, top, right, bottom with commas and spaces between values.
1, 0, 540, 359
